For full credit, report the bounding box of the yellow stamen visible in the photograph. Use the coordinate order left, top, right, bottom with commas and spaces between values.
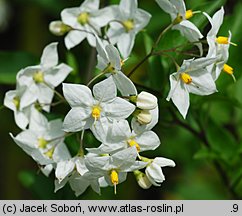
173, 14, 183, 25
120, 59, 125, 67
122, 19, 134, 32
128, 139, 140, 152
77, 12, 89, 25
44, 147, 55, 159
13, 96, 20, 110
110, 170, 119, 194
92, 106, 101, 120
216, 36, 237, 46
223, 64, 233, 75
33, 71, 44, 83
38, 137, 48, 149
180, 72, 192, 84
185, 10, 193, 19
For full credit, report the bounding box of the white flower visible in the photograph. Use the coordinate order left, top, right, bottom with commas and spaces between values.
61, 0, 115, 49
17, 43, 72, 112
87, 119, 160, 154
156, 0, 203, 54
63, 77, 135, 140
10, 108, 70, 165
96, 37, 137, 96
166, 57, 217, 119
204, 7, 236, 81
85, 146, 147, 194
4, 85, 33, 129
107, 0, 151, 58
145, 157, 175, 186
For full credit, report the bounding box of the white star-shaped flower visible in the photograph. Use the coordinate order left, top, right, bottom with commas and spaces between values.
85, 146, 147, 194
96, 37, 137, 96
61, 0, 115, 49
63, 77, 135, 141
11, 108, 70, 166
107, 0, 151, 58
87, 119, 160, 155
204, 7, 236, 81
17, 42, 72, 112
156, 0, 203, 54
166, 57, 217, 118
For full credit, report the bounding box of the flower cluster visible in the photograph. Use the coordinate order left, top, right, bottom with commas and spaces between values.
4, 0, 237, 196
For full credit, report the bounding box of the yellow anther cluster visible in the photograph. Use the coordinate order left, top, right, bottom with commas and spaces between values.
110, 170, 119, 185
223, 64, 234, 75
185, 10, 193, 19
128, 139, 141, 152
33, 71, 44, 83
180, 72, 192, 84
122, 19, 134, 32
38, 137, 48, 149
44, 147, 55, 159
77, 12, 89, 25
13, 96, 20, 110
216, 36, 229, 45
92, 106, 101, 120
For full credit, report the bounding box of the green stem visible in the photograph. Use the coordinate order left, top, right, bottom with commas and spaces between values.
44, 82, 66, 101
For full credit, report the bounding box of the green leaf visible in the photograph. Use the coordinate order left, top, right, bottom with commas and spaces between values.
0, 51, 37, 84
194, 147, 220, 160
206, 118, 238, 164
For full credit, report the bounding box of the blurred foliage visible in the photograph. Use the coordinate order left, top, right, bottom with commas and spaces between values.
0, 0, 242, 200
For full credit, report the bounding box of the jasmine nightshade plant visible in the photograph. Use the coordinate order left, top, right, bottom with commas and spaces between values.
5, 0, 238, 198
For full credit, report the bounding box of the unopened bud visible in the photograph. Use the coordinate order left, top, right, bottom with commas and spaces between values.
137, 110, 152, 125
49, 21, 71, 36
136, 91, 157, 110
134, 170, 152, 189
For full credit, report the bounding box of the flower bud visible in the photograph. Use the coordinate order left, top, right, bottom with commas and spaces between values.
49, 21, 71, 36
134, 170, 152, 189
136, 91, 157, 110
137, 110, 152, 125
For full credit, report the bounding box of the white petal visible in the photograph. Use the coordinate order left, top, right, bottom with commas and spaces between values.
155, 0, 177, 18
167, 75, 190, 119
113, 71, 137, 96
41, 164, 54, 177
45, 63, 72, 87
135, 131, 160, 152
93, 76, 117, 102
53, 143, 71, 162
154, 157, 176, 167
187, 69, 217, 95
63, 83, 94, 107
117, 32, 135, 59
104, 97, 135, 120
135, 9, 152, 31
146, 163, 165, 183
106, 44, 121, 70
69, 176, 90, 197
55, 159, 75, 182
81, 0, 99, 11
119, 0, 137, 18
40, 42, 58, 69
63, 107, 92, 132
65, 30, 86, 50
14, 111, 29, 130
